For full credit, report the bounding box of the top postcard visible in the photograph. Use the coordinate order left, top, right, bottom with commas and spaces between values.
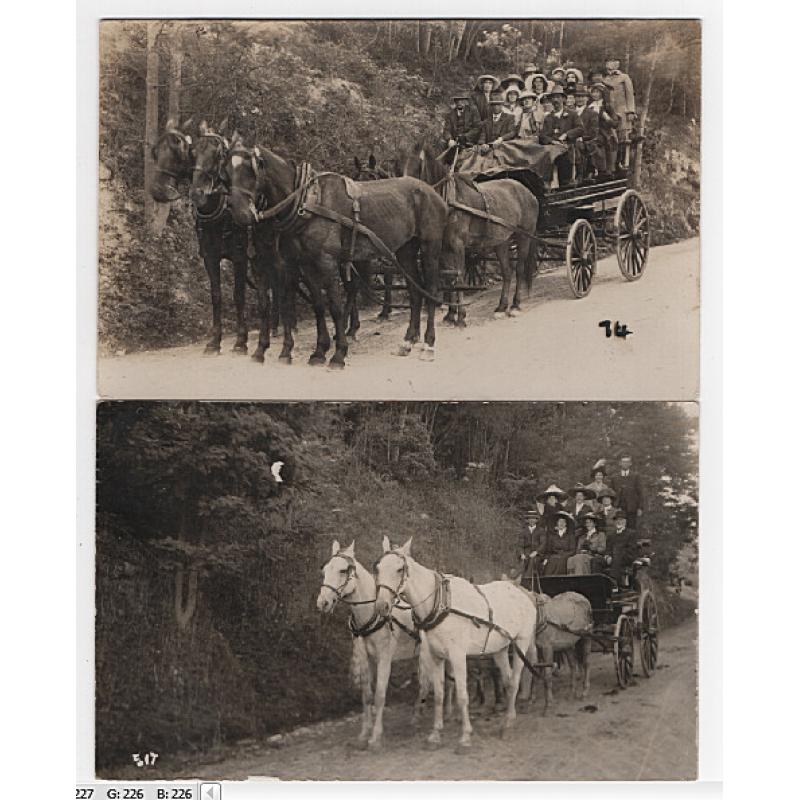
96, 18, 700, 400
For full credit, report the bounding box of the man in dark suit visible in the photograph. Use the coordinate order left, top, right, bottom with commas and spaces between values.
604, 510, 639, 587
610, 455, 645, 529
443, 93, 481, 149
539, 86, 583, 188
520, 508, 546, 590
477, 93, 518, 152
573, 84, 606, 180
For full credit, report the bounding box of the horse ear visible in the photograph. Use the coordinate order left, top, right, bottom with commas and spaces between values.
331, 540, 340, 556
342, 540, 355, 557
181, 117, 194, 132
199, 120, 209, 135
400, 537, 413, 555
382, 535, 391, 553
218, 116, 229, 134
231, 130, 242, 147
368, 154, 376, 169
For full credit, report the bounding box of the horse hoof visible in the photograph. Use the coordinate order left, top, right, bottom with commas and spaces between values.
508, 308, 521, 317
328, 358, 346, 370
278, 355, 292, 366
493, 311, 506, 320
204, 345, 221, 356
455, 320, 467, 329
420, 347, 435, 362
397, 343, 414, 357
425, 738, 442, 751
355, 739, 369, 751
455, 742, 472, 755
232, 344, 248, 355
367, 739, 383, 751
308, 354, 326, 366
251, 353, 265, 364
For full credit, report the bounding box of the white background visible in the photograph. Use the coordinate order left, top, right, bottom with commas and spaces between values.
5, 0, 792, 797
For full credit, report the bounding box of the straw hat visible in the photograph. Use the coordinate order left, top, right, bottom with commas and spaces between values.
553, 510, 576, 532
565, 67, 584, 83
474, 74, 500, 91
451, 92, 471, 102
569, 484, 597, 500
500, 73, 525, 92
536, 484, 568, 503
488, 92, 506, 105
518, 90, 537, 103
596, 487, 617, 502
522, 62, 540, 77
527, 73, 549, 91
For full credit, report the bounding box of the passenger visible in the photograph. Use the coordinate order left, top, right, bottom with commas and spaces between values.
516, 91, 539, 141
550, 66, 567, 87
568, 513, 606, 575
503, 84, 523, 126
595, 486, 619, 533
602, 55, 636, 167
536, 483, 568, 531
500, 73, 526, 95
564, 92, 577, 110
477, 92, 518, 153
538, 511, 578, 576
539, 86, 583, 188
443, 92, 481, 150
536, 92, 554, 129
604, 510, 639, 588
521, 62, 541, 86
566, 484, 597, 529
574, 84, 607, 181
564, 67, 584, 89
585, 459, 612, 506
589, 82, 620, 179
473, 74, 500, 121
528, 73, 549, 98
520, 507, 546, 589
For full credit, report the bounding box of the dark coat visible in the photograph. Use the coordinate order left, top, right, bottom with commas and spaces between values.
610, 472, 645, 514
472, 91, 493, 121
477, 112, 518, 144
576, 529, 606, 556
539, 108, 583, 144
539, 528, 578, 575
444, 105, 481, 145
605, 527, 639, 583
565, 499, 594, 529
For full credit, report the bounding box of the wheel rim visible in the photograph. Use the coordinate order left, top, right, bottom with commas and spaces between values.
639, 592, 659, 677
614, 615, 635, 688
616, 191, 650, 281
567, 220, 596, 298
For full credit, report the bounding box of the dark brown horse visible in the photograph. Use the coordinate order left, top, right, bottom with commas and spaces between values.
398, 143, 539, 325
226, 144, 448, 366
149, 119, 272, 357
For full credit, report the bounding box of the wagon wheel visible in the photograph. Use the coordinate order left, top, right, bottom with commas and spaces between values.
613, 614, 635, 688
638, 590, 659, 677
615, 189, 650, 281
566, 219, 597, 298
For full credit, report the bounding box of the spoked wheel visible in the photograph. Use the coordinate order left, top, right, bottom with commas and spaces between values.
615, 189, 650, 281
613, 614, 635, 688
638, 590, 660, 677
566, 219, 597, 298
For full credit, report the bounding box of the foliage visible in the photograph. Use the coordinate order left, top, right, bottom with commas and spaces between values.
99, 19, 701, 351
96, 401, 697, 769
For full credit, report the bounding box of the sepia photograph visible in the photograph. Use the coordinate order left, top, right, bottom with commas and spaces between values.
96, 18, 701, 400
95, 400, 698, 781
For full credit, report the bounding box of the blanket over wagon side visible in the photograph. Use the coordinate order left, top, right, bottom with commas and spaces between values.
456, 140, 568, 183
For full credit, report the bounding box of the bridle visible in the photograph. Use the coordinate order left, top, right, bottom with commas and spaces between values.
320, 553, 375, 608
192, 132, 229, 194
373, 550, 410, 605
153, 129, 193, 183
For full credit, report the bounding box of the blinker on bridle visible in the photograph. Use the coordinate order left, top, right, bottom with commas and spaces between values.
320, 553, 375, 607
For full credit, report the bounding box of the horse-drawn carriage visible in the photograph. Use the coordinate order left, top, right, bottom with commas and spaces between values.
536, 563, 660, 689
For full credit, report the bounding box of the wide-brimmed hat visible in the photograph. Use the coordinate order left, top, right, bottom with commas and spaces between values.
527, 73, 549, 90
569, 484, 597, 500
525, 508, 539, 518
572, 84, 591, 98
488, 92, 506, 105
536, 484, 568, 503
582, 512, 601, 524
500, 74, 525, 91
596, 487, 617, 502
551, 66, 566, 77
504, 85, 522, 100
591, 459, 608, 476
543, 86, 565, 100
612, 510, 628, 521
565, 67, 584, 83
474, 74, 500, 91
452, 92, 471, 102
518, 90, 537, 103
522, 62, 540, 77
590, 82, 609, 95
553, 510, 576, 531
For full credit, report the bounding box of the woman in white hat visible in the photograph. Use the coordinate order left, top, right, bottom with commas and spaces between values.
503, 84, 523, 126
516, 91, 539, 140
536, 484, 568, 532
537, 510, 577, 576
473, 74, 500, 121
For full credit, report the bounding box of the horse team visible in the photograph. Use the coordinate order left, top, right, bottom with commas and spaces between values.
150, 119, 540, 366
318, 537, 592, 753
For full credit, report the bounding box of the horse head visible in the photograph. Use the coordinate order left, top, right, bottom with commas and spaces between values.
398, 142, 447, 187
190, 118, 230, 205
317, 539, 358, 613
225, 136, 263, 227
149, 117, 194, 202
353, 153, 388, 181
374, 535, 413, 616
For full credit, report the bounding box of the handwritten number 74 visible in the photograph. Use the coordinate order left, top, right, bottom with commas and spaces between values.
599, 320, 633, 339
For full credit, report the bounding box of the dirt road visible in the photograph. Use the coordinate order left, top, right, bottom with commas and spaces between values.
98, 238, 699, 401
104, 617, 697, 782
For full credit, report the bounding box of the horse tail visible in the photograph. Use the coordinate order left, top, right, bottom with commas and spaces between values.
350, 636, 371, 690
524, 198, 540, 294
417, 641, 434, 699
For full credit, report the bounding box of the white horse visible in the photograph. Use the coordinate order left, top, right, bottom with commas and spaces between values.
316, 539, 426, 749
374, 536, 538, 752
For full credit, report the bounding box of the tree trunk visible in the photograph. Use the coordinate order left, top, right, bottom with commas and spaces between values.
453, 21, 466, 59
421, 23, 432, 57
415, 20, 421, 53
144, 21, 161, 232
168, 28, 183, 121
175, 563, 198, 632
559, 21, 565, 51
633, 53, 658, 188
667, 75, 675, 114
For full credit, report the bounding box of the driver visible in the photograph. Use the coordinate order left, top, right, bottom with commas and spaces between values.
604, 510, 638, 588
477, 92, 518, 153
443, 92, 481, 150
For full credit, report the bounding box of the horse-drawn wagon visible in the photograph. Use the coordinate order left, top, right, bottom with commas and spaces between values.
535, 563, 660, 688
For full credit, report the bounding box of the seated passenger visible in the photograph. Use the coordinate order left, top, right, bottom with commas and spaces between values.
596, 486, 619, 533
566, 483, 597, 528
521, 62, 540, 86
500, 73, 526, 95
564, 67, 584, 89
503, 84, 523, 126
573, 84, 608, 180
536, 483, 568, 531
516, 91, 539, 141
528, 73, 549, 98
585, 460, 612, 506
567, 513, 606, 575
443, 92, 481, 149
604, 510, 639, 588
565, 92, 577, 110
477, 93, 518, 152
550, 66, 567, 87
472, 74, 500, 121
539, 86, 583, 187
537, 511, 578, 576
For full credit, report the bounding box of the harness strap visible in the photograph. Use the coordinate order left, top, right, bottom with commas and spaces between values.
447, 198, 537, 240
348, 609, 390, 638
472, 583, 494, 654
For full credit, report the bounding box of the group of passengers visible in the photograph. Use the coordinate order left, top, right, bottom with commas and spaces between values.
519, 456, 647, 588
443, 56, 637, 188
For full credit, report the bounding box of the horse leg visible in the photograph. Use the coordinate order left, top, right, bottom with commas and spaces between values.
368, 651, 392, 749
420, 238, 441, 360
493, 243, 512, 317
347, 261, 369, 340
378, 266, 393, 320
305, 278, 331, 366
510, 238, 530, 316
500, 643, 525, 737
278, 268, 298, 364
444, 671, 455, 721
231, 255, 249, 354
398, 242, 422, 356
542, 643, 555, 716
250, 258, 271, 364
202, 244, 223, 354
564, 648, 579, 698
578, 637, 591, 699
426, 655, 446, 747
321, 258, 349, 369
450, 654, 474, 753
357, 658, 375, 746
